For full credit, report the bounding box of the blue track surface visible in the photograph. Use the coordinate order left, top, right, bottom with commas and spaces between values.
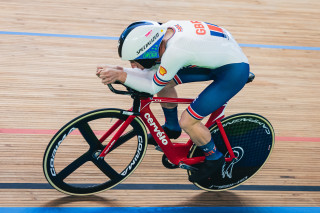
1, 30, 319, 51
0, 207, 319, 213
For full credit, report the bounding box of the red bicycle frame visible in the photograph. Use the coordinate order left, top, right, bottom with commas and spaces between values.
98, 96, 236, 166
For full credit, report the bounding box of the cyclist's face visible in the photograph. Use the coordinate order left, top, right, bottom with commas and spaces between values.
130, 61, 145, 69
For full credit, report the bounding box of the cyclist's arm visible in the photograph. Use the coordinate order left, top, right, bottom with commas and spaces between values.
123, 67, 156, 78
124, 47, 187, 95
122, 67, 157, 93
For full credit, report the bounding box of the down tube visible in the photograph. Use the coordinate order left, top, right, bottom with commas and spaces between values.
140, 108, 181, 165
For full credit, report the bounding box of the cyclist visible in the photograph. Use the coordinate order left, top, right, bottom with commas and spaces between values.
96, 20, 249, 183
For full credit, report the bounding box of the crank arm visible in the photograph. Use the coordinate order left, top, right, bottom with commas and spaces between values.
179, 162, 199, 172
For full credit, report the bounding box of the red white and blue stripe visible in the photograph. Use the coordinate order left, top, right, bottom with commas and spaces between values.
187, 105, 205, 120
153, 72, 170, 87
205, 22, 227, 39
173, 75, 182, 85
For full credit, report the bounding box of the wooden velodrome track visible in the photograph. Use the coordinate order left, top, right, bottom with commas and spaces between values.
0, 0, 320, 210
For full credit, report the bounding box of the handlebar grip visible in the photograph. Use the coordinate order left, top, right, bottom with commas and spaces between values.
107, 82, 153, 97
107, 83, 131, 95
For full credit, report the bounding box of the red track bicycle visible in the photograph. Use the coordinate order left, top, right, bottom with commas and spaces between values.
43, 73, 275, 195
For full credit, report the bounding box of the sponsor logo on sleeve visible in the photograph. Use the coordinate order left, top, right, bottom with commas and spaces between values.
159, 66, 167, 76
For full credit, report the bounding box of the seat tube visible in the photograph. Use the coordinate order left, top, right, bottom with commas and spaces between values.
216, 119, 236, 162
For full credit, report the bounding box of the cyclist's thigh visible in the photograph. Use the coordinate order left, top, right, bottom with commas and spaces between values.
173, 67, 214, 85
187, 63, 250, 120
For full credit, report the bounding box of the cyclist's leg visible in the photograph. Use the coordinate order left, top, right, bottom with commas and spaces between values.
186, 63, 249, 119
180, 63, 249, 182
149, 67, 221, 144
148, 67, 212, 144
181, 63, 249, 143
151, 63, 248, 144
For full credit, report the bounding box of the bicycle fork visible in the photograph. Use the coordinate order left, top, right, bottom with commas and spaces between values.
97, 115, 136, 159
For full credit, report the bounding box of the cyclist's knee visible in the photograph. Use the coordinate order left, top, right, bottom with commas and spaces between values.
179, 110, 200, 133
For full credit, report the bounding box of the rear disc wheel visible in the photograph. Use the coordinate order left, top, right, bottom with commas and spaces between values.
188, 113, 275, 191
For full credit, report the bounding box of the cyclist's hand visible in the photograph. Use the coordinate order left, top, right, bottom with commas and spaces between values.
96, 65, 121, 77
96, 65, 127, 84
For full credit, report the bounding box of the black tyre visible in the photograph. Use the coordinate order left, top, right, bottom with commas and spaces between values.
43, 109, 147, 195
188, 113, 275, 191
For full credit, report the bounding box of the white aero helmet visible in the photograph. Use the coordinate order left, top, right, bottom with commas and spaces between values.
118, 21, 167, 68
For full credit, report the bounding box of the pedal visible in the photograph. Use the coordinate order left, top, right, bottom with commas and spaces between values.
179, 162, 198, 172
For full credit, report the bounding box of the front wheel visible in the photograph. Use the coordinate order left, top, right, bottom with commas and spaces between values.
43, 108, 147, 195
188, 113, 275, 191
